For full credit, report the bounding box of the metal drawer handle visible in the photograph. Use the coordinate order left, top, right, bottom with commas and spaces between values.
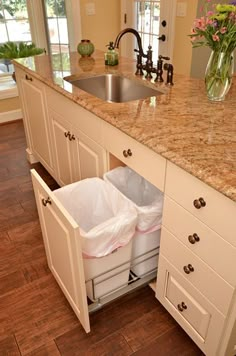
188, 233, 200, 244
177, 302, 187, 312
123, 149, 132, 158
25, 74, 33, 81
193, 197, 206, 209
183, 264, 194, 274
42, 197, 52, 206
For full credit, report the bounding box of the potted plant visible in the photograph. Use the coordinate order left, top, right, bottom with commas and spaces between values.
0, 41, 45, 81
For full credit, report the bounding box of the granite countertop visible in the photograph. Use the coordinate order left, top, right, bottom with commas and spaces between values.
13, 50, 236, 202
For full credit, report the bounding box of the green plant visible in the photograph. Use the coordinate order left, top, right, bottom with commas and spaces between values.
0, 41, 44, 59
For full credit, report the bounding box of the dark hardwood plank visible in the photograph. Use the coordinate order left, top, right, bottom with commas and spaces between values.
133, 326, 204, 356
0, 239, 22, 278
25, 340, 61, 356
85, 332, 133, 356
121, 305, 176, 352
55, 287, 163, 355
0, 270, 26, 296
0, 335, 21, 356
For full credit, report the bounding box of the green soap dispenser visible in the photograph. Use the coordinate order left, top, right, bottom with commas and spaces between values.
105, 41, 119, 66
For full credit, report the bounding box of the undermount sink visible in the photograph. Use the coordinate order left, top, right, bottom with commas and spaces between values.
64, 74, 163, 103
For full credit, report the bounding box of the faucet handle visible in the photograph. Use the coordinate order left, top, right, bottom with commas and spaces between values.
164, 63, 174, 86
159, 55, 170, 61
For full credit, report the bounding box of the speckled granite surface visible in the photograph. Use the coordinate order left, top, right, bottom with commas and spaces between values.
13, 51, 236, 202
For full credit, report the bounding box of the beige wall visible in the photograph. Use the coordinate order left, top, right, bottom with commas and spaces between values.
0, 97, 20, 113
80, 0, 120, 51
173, 0, 198, 75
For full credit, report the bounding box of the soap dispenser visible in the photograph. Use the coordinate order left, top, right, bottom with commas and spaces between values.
104, 41, 118, 66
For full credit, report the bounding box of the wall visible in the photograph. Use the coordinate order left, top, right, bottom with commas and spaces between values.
173, 0, 198, 75
80, 0, 120, 51
0, 96, 22, 124
0, 97, 20, 113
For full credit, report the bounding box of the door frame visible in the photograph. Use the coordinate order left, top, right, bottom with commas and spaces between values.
120, 0, 176, 61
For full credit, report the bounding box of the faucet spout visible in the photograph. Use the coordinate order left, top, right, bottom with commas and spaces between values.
114, 28, 146, 58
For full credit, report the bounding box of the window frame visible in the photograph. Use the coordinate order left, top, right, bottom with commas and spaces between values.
0, 0, 82, 99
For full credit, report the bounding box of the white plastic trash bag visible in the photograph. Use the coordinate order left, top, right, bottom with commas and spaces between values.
104, 167, 163, 232
54, 178, 137, 258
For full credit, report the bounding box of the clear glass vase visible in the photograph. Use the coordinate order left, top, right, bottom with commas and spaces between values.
205, 50, 234, 101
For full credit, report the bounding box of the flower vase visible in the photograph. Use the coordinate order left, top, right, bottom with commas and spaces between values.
77, 39, 95, 57
205, 50, 234, 101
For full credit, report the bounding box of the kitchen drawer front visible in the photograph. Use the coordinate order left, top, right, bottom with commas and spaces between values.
162, 196, 236, 287
166, 271, 210, 339
156, 255, 225, 355
46, 86, 103, 145
160, 227, 234, 315
165, 161, 236, 247
103, 123, 166, 192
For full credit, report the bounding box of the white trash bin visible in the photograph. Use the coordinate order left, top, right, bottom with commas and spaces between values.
104, 167, 163, 277
54, 177, 137, 300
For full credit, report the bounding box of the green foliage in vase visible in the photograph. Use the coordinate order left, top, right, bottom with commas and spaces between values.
0, 41, 44, 59
189, 1, 236, 53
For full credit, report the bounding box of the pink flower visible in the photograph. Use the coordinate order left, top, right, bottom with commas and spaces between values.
206, 18, 214, 25
220, 27, 227, 34
212, 34, 220, 41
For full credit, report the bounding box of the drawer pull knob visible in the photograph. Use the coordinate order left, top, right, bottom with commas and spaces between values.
193, 197, 206, 209
64, 131, 69, 138
25, 74, 33, 81
42, 197, 52, 206
183, 264, 194, 274
69, 133, 75, 141
188, 233, 200, 244
177, 302, 187, 312
123, 149, 132, 158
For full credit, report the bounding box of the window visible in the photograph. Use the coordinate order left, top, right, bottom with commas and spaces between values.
0, 0, 81, 96
121, 0, 176, 62
44, 0, 69, 55
135, 1, 161, 63
0, 0, 31, 74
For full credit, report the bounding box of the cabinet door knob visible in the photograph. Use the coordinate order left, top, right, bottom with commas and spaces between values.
123, 149, 132, 157
193, 197, 206, 209
69, 133, 75, 141
64, 131, 70, 138
177, 302, 187, 312
188, 233, 200, 244
183, 264, 194, 274
42, 197, 52, 206
25, 74, 33, 81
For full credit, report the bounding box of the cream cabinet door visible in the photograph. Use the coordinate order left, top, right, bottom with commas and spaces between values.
50, 109, 76, 186
18, 71, 54, 174
73, 128, 107, 181
31, 169, 90, 333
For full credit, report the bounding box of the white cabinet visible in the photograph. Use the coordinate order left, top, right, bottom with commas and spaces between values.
49, 108, 107, 186
50, 109, 75, 186
15, 68, 54, 175
15, 64, 236, 353
103, 122, 166, 191
31, 169, 90, 332
47, 87, 107, 186
156, 161, 236, 356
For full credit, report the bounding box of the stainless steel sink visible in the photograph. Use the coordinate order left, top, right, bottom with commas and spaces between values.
64, 74, 163, 103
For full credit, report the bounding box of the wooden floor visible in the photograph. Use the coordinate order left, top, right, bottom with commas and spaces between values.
0, 120, 204, 355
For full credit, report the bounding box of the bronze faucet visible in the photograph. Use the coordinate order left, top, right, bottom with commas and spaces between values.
114, 27, 174, 84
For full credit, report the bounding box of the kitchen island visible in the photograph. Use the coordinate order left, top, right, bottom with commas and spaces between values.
14, 50, 236, 356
